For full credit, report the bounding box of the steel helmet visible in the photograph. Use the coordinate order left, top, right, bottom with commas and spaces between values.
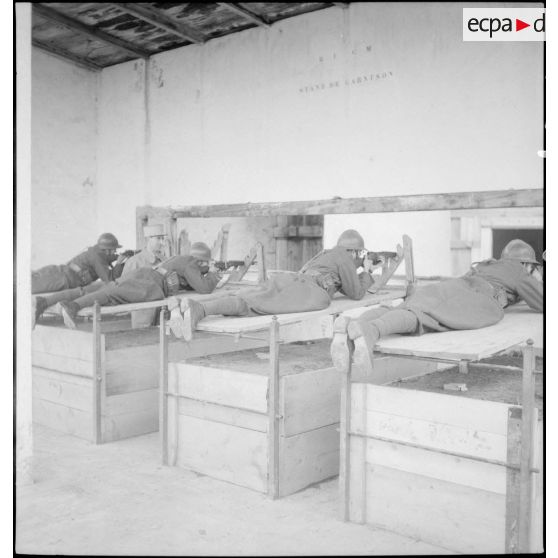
190, 242, 211, 261
97, 232, 121, 250
336, 229, 365, 251
500, 239, 540, 265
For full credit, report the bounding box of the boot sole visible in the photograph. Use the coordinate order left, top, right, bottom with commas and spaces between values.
60, 305, 77, 329
181, 308, 194, 341
168, 308, 184, 338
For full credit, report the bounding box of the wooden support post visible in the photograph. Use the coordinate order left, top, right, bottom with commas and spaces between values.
403, 234, 415, 290
518, 339, 535, 552
332, 317, 355, 521
505, 406, 522, 553
257, 242, 267, 283
267, 317, 281, 499
92, 302, 103, 444
159, 307, 169, 465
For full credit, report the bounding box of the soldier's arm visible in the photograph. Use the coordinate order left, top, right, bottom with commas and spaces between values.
183, 262, 220, 294
338, 259, 372, 300
91, 253, 114, 283
516, 273, 543, 313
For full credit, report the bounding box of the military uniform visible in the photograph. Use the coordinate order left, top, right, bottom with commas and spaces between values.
68, 255, 220, 310
243, 246, 372, 314
401, 258, 543, 333
121, 249, 163, 278
31, 246, 115, 294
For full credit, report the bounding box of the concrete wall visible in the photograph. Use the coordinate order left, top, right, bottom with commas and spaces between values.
94, 2, 542, 273
31, 49, 99, 269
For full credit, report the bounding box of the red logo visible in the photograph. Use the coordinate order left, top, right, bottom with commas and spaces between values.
516, 19, 530, 31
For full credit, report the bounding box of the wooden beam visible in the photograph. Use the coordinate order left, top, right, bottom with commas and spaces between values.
333, 2, 350, 7
33, 3, 150, 59
32, 38, 102, 71
218, 3, 269, 27
137, 188, 543, 220
110, 3, 204, 44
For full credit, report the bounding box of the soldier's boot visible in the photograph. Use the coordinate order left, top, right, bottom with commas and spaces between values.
350, 309, 418, 372
181, 296, 249, 341
166, 297, 183, 338
59, 301, 80, 330
32, 296, 49, 329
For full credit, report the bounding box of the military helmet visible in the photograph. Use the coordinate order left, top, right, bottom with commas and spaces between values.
190, 242, 211, 261
500, 239, 540, 265
336, 229, 366, 251
97, 232, 121, 250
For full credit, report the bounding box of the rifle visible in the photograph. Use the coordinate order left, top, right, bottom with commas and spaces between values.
212, 260, 249, 272
112, 249, 140, 279
366, 251, 399, 265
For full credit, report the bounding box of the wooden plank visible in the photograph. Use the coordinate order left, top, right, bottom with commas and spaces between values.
92, 303, 102, 444
505, 406, 522, 553
137, 189, 543, 219
32, 325, 93, 362
33, 367, 92, 412
353, 408, 508, 462
33, 398, 93, 441
175, 414, 268, 493
32, 4, 150, 58
282, 367, 340, 436
218, 3, 269, 27
160, 309, 169, 465
276, 314, 333, 343
348, 435, 366, 524
529, 418, 544, 553
196, 291, 405, 334
268, 318, 280, 499
31, 39, 102, 71
518, 341, 536, 552
110, 3, 204, 43
102, 408, 158, 442
104, 345, 159, 395
172, 362, 268, 413
279, 424, 340, 497
178, 398, 267, 433
360, 355, 438, 385
373, 309, 542, 361
104, 389, 158, 416
364, 464, 506, 554
32, 352, 93, 377
365, 437, 507, 495
362, 385, 511, 435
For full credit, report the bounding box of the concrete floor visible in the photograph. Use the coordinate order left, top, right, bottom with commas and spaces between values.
16, 425, 451, 556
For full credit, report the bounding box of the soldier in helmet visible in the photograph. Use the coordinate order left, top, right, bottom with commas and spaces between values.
177, 229, 374, 341
32, 233, 121, 294
31, 233, 123, 326
336, 238, 543, 370
58, 242, 220, 329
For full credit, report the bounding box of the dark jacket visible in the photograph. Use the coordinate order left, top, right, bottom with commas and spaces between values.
156, 255, 220, 294
67, 246, 115, 284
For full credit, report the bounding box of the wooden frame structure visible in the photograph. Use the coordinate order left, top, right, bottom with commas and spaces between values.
331, 306, 543, 553
159, 289, 410, 498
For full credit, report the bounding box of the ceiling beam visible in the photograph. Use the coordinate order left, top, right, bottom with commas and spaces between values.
332, 3, 349, 7
109, 3, 204, 44
33, 3, 150, 59
32, 38, 102, 71
218, 3, 269, 28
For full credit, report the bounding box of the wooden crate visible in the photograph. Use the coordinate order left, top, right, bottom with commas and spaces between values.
164, 340, 341, 497
343, 382, 543, 554
32, 317, 268, 443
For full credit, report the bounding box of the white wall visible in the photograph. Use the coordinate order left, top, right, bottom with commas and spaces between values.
31, 49, 99, 268
93, 2, 543, 274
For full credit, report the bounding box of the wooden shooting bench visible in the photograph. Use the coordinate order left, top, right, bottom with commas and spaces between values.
331, 303, 543, 554
32, 283, 269, 445
158, 286, 415, 499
